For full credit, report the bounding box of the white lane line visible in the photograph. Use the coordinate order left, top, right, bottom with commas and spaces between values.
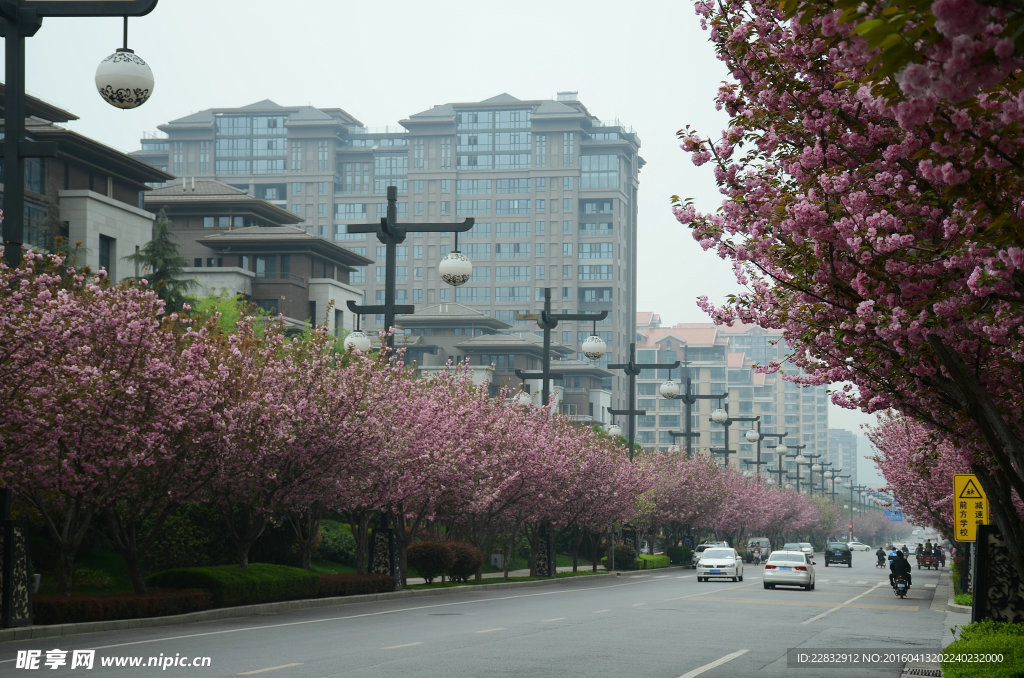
677, 649, 749, 678
592, 609, 610, 614
542, 617, 565, 622
237, 663, 304, 675
0, 576, 661, 661
475, 627, 505, 634
632, 602, 647, 607
801, 582, 886, 624
382, 642, 423, 650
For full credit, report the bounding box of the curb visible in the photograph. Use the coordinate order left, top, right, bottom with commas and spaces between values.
0, 569, 630, 644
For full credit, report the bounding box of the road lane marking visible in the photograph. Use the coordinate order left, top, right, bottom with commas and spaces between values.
802, 582, 887, 624
632, 603, 647, 607
382, 642, 423, 650
475, 627, 505, 633
593, 609, 610, 614
542, 617, 565, 622
664, 581, 759, 601
684, 596, 916, 612
237, 664, 303, 675
677, 649, 749, 678
0, 576, 673, 660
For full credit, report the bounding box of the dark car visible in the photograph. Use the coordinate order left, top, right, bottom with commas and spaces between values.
824, 542, 852, 567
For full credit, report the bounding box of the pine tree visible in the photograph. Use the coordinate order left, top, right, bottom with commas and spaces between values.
124, 207, 195, 313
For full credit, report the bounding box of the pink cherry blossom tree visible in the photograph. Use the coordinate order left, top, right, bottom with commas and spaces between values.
675, 0, 1024, 578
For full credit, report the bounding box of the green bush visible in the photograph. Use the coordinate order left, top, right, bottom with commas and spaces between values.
318, 574, 395, 597
639, 554, 670, 569
448, 542, 484, 582
602, 544, 640, 570
406, 541, 454, 584
33, 590, 212, 625
666, 545, 685, 564
943, 620, 1024, 678
319, 521, 357, 566
146, 504, 232, 569
146, 563, 320, 608
250, 520, 303, 567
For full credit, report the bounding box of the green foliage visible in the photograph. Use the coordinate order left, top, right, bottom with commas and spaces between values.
448, 542, 484, 582
250, 520, 303, 568
123, 207, 195, 313
602, 543, 640, 570
318, 520, 357, 566
667, 545, 686, 564
146, 563, 320, 608
943, 621, 1024, 678
145, 504, 232, 570
406, 541, 455, 584
954, 593, 972, 606
638, 554, 671, 569
190, 291, 268, 335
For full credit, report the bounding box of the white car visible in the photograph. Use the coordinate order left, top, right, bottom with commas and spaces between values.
696, 547, 744, 582
763, 550, 816, 590
798, 542, 814, 555
847, 541, 873, 551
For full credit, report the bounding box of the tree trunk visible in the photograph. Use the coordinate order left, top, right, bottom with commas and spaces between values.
219, 506, 266, 569
286, 505, 323, 571
344, 509, 373, 575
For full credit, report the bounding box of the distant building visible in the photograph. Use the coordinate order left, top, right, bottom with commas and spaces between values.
0, 84, 172, 281
395, 303, 612, 424
144, 178, 371, 334
633, 315, 830, 479
132, 92, 641, 408
828, 428, 859, 487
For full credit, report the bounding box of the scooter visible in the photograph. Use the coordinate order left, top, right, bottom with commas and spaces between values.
876, 555, 886, 568
892, 574, 910, 598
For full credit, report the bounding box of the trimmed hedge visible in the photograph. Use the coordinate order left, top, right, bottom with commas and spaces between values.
638, 554, 671, 569
448, 542, 483, 582
943, 620, 1024, 678
146, 563, 320, 608
318, 574, 395, 597
407, 541, 455, 584
33, 590, 213, 626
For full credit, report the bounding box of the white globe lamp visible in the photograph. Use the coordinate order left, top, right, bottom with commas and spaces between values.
581, 334, 607, 360
438, 251, 472, 286
343, 330, 372, 353
95, 48, 153, 109
659, 379, 680, 399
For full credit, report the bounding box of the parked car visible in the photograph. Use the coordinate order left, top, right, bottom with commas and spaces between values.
764, 550, 816, 590
824, 542, 852, 567
847, 541, 873, 551
696, 547, 744, 582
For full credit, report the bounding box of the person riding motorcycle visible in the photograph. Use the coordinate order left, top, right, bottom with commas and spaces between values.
888, 547, 899, 564
875, 547, 886, 566
890, 550, 913, 588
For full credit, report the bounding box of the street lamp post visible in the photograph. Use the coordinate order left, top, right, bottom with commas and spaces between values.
709, 403, 759, 469
658, 357, 727, 456
347, 186, 474, 351
514, 287, 608, 410
0, 0, 160, 629
608, 343, 679, 462
744, 421, 787, 481
344, 185, 474, 589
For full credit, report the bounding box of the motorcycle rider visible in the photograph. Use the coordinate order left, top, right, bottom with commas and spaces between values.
875, 546, 886, 566
890, 549, 913, 588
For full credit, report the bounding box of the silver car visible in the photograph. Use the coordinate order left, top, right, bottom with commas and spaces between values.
763, 550, 816, 590
696, 547, 744, 582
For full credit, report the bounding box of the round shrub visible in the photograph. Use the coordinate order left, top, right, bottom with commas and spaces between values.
608, 543, 639, 570
406, 541, 454, 584
318, 521, 357, 566
448, 542, 483, 582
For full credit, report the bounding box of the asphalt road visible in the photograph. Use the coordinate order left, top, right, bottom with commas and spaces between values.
1, 553, 964, 678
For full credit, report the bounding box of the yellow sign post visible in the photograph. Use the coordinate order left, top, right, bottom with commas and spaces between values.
953, 474, 989, 542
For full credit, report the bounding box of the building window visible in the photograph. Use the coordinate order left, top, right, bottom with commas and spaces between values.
413, 140, 425, 169
563, 176, 575, 191
318, 142, 329, 170
581, 155, 619, 189
562, 198, 574, 213
535, 135, 547, 168
290, 143, 302, 171
199, 141, 210, 174
255, 255, 277, 279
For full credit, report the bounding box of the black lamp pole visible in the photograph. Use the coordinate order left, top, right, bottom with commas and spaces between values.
0, 0, 159, 628
346, 185, 473, 350
709, 403, 758, 469
662, 356, 726, 456
344, 185, 473, 589
608, 343, 678, 462
514, 287, 607, 409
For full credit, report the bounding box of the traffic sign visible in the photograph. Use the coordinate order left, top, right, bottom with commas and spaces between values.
953, 474, 989, 542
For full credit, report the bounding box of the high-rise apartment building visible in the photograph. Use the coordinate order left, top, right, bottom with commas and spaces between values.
633, 314, 831, 480
132, 92, 642, 402
828, 428, 860, 487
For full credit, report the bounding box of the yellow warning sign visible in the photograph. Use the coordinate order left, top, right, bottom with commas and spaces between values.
953, 474, 989, 542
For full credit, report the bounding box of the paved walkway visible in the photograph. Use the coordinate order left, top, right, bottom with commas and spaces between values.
406, 565, 594, 585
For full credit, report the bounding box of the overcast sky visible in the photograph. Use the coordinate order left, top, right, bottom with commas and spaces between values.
6, 0, 883, 485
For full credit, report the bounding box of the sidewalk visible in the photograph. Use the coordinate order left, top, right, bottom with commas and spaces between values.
899, 569, 970, 678
405, 565, 586, 585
